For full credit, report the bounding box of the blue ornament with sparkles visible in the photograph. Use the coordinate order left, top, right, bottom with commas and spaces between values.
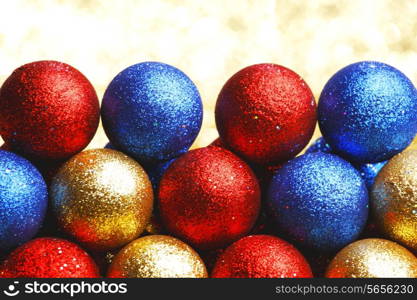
355, 161, 387, 190
0, 150, 47, 250
305, 137, 332, 154
267, 152, 368, 252
101, 62, 203, 164
306, 137, 388, 191
318, 61, 417, 163
145, 158, 176, 193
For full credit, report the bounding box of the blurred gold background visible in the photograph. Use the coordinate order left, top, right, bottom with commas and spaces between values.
1, 0, 417, 151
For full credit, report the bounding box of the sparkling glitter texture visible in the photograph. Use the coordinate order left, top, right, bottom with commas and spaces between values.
267, 152, 369, 252
326, 238, 417, 278
306, 137, 387, 191
356, 161, 387, 190
215, 63, 317, 166
107, 235, 207, 278
0, 237, 100, 278
101, 62, 203, 164
0, 150, 47, 250
318, 61, 417, 164
211, 235, 312, 278
144, 158, 176, 193
159, 146, 261, 250
305, 137, 333, 154
50, 149, 153, 251
0, 61, 100, 160
371, 149, 417, 251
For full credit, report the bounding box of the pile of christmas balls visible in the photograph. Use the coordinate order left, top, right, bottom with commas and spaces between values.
0, 60, 417, 278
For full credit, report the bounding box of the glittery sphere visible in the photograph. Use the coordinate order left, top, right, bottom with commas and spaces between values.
107, 235, 207, 278
305, 137, 332, 154
318, 61, 417, 163
267, 152, 369, 252
0, 150, 47, 250
145, 158, 176, 192
371, 149, 417, 251
211, 235, 312, 278
50, 149, 153, 251
356, 161, 387, 190
101, 62, 203, 164
159, 147, 261, 250
209, 138, 283, 190
306, 137, 387, 191
326, 238, 417, 278
0, 238, 100, 278
0, 61, 100, 160
215, 63, 316, 165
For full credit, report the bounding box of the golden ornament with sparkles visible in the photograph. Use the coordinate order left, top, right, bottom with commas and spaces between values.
371, 150, 417, 251
107, 235, 208, 278
50, 148, 153, 251
326, 238, 417, 278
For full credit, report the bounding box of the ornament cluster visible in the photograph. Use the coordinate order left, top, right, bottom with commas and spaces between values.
1, 60, 417, 278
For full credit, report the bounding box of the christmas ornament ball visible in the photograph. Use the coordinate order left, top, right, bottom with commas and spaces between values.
318, 61, 417, 163
107, 235, 207, 278
306, 137, 387, 190
145, 158, 176, 192
0, 150, 47, 250
305, 137, 332, 154
371, 149, 417, 251
159, 146, 261, 250
356, 160, 387, 190
326, 239, 417, 278
0, 237, 100, 278
267, 152, 369, 252
50, 149, 153, 251
0, 60, 100, 160
211, 235, 312, 278
101, 62, 203, 164
215, 63, 316, 165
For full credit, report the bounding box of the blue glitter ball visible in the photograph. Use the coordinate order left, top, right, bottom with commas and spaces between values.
145, 158, 176, 193
306, 137, 388, 191
101, 62, 203, 164
0, 150, 48, 250
355, 161, 387, 190
267, 152, 369, 252
305, 137, 332, 154
318, 61, 417, 163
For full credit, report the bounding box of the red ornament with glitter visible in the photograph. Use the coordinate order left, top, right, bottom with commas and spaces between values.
159, 146, 261, 250
211, 235, 313, 278
215, 63, 316, 165
0, 61, 100, 160
0, 238, 100, 278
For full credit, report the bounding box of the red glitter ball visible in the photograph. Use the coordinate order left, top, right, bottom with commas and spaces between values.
0, 237, 100, 278
209, 137, 283, 190
211, 235, 313, 278
215, 63, 317, 165
159, 146, 261, 250
209, 137, 229, 149
0, 61, 100, 160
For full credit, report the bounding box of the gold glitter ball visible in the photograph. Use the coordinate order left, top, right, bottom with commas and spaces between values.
50, 148, 153, 251
371, 149, 417, 251
107, 235, 208, 278
326, 238, 417, 278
